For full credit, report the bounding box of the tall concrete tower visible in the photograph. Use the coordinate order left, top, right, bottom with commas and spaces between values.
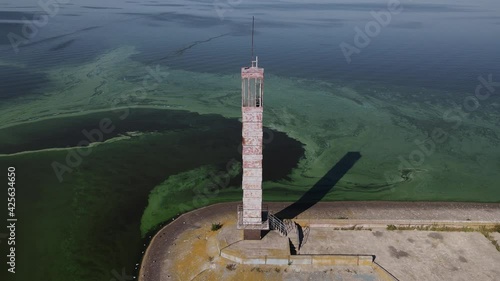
237, 18, 269, 240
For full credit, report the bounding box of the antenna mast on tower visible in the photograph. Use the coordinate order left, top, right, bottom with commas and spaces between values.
251, 16, 255, 62
238, 16, 267, 240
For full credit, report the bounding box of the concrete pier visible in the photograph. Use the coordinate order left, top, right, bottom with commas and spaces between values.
139, 201, 500, 281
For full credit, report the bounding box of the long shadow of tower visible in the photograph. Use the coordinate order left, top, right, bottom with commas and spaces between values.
275, 151, 362, 219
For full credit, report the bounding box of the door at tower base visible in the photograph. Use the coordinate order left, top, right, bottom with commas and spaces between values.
244, 229, 262, 240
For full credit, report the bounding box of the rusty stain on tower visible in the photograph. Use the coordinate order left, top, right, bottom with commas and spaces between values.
237, 17, 269, 240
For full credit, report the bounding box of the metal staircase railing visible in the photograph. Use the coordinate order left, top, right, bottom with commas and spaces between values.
268, 214, 311, 254
269, 213, 287, 236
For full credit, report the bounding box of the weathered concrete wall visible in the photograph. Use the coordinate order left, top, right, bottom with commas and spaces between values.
372, 261, 400, 281
220, 249, 375, 267
295, 219, 500, 229
241, 107, 264, 225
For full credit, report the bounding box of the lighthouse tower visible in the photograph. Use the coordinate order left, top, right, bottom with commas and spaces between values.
237, 18, 269, 240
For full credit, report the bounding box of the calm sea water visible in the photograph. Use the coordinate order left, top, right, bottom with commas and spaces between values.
1, 0, 499, 99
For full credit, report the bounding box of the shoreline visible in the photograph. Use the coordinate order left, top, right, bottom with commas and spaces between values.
138, 201, 500, 281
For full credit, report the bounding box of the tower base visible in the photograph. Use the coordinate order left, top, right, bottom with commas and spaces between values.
243, 229, 262, 240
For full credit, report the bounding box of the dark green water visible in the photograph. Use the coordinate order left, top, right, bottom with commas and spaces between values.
0, 108, 304, 281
